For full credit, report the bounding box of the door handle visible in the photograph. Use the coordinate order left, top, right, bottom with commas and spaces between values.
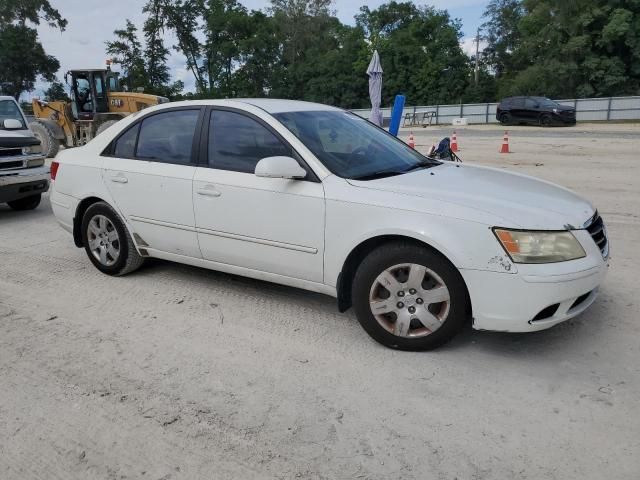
197, 185, 221, 197
109, 174, 128, 184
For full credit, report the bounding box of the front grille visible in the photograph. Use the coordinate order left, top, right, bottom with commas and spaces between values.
585, 211, 608, 258
0, 148, 22, 158
0, 160, 24, 170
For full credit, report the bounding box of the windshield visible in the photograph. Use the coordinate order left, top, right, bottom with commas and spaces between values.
274, 111, 439, 179
0, 99, 27, 130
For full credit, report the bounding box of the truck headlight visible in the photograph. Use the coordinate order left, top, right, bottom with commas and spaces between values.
493, 229, 586, 263
22, 146, 32, 154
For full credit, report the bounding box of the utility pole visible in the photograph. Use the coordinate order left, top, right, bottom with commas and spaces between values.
474, 27, 480, 87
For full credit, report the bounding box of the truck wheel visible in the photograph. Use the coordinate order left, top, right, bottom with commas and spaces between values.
96, 120, 119, 136
29, 121, 60, 158
351, 242, 470, 351
7, 194, 41, 211
81, 201, 144, 276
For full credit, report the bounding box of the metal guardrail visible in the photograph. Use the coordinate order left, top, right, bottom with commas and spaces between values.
352, 96, 640, 125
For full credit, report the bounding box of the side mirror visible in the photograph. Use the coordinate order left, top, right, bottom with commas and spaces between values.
255, 156, 307, 179
3, 118, 23, 130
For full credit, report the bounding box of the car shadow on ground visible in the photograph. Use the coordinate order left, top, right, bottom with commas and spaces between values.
136, 257, 606, 357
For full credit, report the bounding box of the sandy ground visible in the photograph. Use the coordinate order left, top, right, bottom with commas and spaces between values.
1, 123, 639, 479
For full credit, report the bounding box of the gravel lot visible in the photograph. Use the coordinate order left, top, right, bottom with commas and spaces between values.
1, 123, 639, 479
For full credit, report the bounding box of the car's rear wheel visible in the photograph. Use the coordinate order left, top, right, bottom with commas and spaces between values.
7, 194, 42, 211
81, 201, 144, 276
499, 112, 512, 125
352, 242, 469, 350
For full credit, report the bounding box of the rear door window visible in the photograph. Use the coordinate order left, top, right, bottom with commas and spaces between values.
135, 109, 200, 164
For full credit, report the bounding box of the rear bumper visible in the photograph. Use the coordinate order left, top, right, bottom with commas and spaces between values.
462, 260, 608, 332
0, 166, 50, 203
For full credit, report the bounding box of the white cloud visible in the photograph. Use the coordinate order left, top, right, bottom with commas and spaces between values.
460, 36, 488, 57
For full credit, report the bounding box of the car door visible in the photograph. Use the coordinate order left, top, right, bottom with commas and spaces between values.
523, 97, 540, 123
103, 107, 203, 258
193, 108, 325, 283
509, 97, 526, 122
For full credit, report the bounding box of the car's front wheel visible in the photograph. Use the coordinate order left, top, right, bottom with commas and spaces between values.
81, 201, 144, 276
540, 114, 553, 127
352, 242, 469, 350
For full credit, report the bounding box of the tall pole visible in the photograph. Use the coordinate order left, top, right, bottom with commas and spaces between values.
474, 27, 480, 87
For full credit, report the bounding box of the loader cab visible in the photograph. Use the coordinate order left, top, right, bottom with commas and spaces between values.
67, 69, 110, 120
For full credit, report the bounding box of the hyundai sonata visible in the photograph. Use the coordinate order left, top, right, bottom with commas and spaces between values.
49, 99, 609, 350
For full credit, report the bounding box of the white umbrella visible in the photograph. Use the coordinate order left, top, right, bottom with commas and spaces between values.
366, 50, 383, 127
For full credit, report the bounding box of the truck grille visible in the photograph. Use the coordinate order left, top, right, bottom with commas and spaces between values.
0, 147, 23, 158
0, 160, 23, 170
585, 211, 608, 258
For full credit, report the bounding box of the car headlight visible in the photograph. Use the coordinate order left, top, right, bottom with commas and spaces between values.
552, 108, 558, 113
22, 146, 32, 154
493, 229, 586, 263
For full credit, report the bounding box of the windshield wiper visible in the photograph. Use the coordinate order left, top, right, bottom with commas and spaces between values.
350, 170, 407, 181
401, 160, 439, 173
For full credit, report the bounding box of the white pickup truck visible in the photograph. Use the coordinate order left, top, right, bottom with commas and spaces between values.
0, 96, 49, 210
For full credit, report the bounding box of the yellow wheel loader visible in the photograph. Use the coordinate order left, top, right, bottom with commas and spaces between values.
31, 66, 169, 157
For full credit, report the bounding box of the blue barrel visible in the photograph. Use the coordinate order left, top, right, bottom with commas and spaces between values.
388, 95, 405, 136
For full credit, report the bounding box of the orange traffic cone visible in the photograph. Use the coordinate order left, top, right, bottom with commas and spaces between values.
499, 131, 510, 153
408, 132, 415, 149
450, 131, 459, 152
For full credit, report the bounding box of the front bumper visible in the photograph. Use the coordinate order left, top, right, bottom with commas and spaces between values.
0, 165, 50, 203
463, 262, 607, 332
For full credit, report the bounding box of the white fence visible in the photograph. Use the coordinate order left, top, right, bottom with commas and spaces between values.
351, 96, 640, 125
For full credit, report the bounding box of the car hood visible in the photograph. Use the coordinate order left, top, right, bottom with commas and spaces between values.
347, 163, 594, 229
0, 128, 40, 148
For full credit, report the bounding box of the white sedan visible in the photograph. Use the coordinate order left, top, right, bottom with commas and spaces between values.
49, 99, 609, 350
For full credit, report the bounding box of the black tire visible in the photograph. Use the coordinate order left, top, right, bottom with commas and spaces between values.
81, 201, 144, 276
7, 194, 41, 211
499, 112, 512, 125
29, 121, 60, 158
96, 120, 119, 136
352, 242, 470, 351
540, 114, 553, 127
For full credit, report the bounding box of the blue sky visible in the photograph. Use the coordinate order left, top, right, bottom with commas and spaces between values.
33, 0, 489, 97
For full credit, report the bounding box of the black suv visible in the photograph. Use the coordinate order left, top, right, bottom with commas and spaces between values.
496, 96, 576, 126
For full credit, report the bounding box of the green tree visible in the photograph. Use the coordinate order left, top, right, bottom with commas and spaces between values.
106, 20, 147, 90
0, 0, 66, 29
143, 0, 172, 94
233, 11, 282, 97
484, 0, 640, 98
44, 79, 69, 101
356, 2, 471, 105
0, 0, 65, 100
0, 24, 60, 99
481, 0, 524, 79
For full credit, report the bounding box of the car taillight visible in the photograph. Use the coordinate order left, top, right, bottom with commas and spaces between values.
50, 161, 59, 180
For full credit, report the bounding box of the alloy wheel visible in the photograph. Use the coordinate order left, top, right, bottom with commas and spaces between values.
87, 214, 120, 266
369, 263, 451, 338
